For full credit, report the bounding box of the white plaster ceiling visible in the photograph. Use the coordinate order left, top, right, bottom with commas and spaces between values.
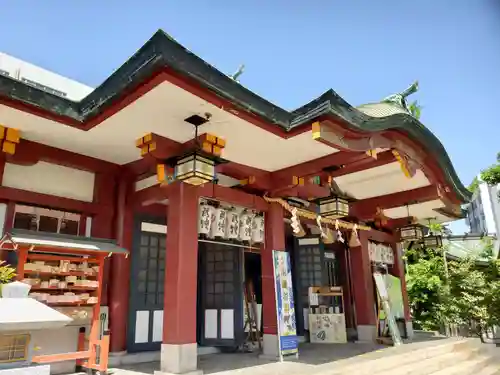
383, 199, 451, 223
335, 162, 430, 200
0, 81, 336, 171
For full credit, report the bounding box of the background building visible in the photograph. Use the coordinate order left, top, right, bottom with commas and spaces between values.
465, 177, 500, 236
0, 52, 93, 101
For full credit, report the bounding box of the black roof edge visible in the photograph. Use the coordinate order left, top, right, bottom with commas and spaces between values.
0, 29, 471, 203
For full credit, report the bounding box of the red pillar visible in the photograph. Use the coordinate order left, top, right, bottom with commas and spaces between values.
350, 230, 377, 341
261, 202, 285, 356
106, 176, 133, 353
161, 182, 199, 374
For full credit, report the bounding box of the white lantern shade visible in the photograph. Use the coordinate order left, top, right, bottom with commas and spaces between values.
198, 204, 214, 235
210, 208, 227, 238
239, 213, 252, 241
400, 225, 424, 241
385, 247, 394, 265
174, 152, 215, 185
226, 211, 240, 240
318, 196, 349, 218
251, 216, 265, 243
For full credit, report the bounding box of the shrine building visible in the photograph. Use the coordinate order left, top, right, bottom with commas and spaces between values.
0, 30, 470, 374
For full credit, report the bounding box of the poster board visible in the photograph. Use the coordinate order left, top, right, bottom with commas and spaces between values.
272, 250, 299, 360
373, 272, 403, 346
385, 274, 404, 319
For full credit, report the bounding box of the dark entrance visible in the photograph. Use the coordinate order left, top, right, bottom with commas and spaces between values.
197, 241, 244, 347
291, 236, 324, 335
127, 216, 167, 352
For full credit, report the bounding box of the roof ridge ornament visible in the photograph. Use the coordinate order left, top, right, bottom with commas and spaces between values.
382, 81, 421, 119
229, 64, 245, 82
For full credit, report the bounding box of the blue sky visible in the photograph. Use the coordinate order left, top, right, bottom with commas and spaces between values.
1, 0, 499, 232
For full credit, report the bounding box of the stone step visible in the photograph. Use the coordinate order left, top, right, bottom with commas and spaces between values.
479, 362, 500, 375
430, 355, 492, 375
320, 339, 476, 375
380, 347, 481, 375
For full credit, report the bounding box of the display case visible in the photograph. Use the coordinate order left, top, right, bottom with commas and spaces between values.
307, 286, 347, 344
0, 229, 128, 374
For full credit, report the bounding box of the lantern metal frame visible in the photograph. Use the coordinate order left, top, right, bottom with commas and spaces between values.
422, 234, 443, 249
399, 204, 424, 242
165, 122, 227, 186
399, 224, 424, 241
315, 178, 350, 219
421, 218, 443, 249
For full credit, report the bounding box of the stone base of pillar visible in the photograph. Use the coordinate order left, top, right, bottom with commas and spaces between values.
258, 334, 279, 360
356, 325, 377, 342
154, 343, 202, 375
405, 321, 414, 339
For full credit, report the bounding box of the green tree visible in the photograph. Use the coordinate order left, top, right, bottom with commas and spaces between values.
0, 261, 15, 284
406, 237, 500, 335
479, 152, 500, 186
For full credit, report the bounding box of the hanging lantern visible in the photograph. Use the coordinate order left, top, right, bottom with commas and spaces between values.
251, 216, 265, 243
385, 246, 395, 265
399, 204, 424, 241
423, 234, 443, 249
399, 224, 424, 241
368, 241, 376, 262
198, 203, 214, 235
317, 177, 350, 218
317, 196, 349, 219
172, 151, 216, 186
226, 209, 240, 240
239, 212, 253, 241
210, 207, 227, 238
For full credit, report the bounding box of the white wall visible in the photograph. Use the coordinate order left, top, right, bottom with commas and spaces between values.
2, 162, 95, 202
0, 52, 93, 101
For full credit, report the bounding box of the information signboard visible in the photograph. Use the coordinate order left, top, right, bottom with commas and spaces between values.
272, 250, 299, 360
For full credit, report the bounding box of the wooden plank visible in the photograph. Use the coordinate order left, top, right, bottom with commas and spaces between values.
32, 350, 90, 363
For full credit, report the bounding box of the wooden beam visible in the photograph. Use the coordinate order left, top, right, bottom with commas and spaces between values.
8, 140, 119, 173
330, 150, 396, 177
351, 185, 439, 220
271, 151, 368, 181
0, 186, 111, 215
133, 182, 268, 211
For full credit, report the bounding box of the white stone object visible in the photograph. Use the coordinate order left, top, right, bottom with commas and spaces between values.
0, 298, 72, 331
1, 281, 31, 298
0, 365, 50, 375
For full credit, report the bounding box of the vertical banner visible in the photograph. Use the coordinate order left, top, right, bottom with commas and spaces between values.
272, 250, 299, 360
373, 272, 403, 346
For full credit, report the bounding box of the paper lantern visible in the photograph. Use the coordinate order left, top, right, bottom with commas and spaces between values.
210, 208, 227, 238
226, 210, 240, 240
251, 216, 265, 243
198, 204, 214, 235
384, 247, 395, 265
239, 213, 252, 241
